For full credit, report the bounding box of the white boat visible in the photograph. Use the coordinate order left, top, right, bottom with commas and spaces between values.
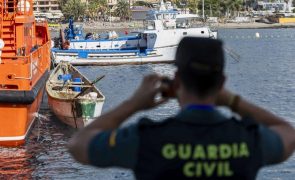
51, 0, 217, 66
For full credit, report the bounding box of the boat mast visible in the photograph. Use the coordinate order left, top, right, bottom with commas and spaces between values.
202, 0, 205, 19
109, 7, 112, 27
159, 0, 166, 11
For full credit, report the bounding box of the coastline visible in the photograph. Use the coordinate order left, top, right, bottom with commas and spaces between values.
52, 21, 295, 33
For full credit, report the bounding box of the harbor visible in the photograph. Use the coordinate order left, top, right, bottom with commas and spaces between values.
0, 28, 294, 179
0, 0, 295, 179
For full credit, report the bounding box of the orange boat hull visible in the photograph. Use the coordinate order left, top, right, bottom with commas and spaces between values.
0, 0, 51, 146
0, 88, 44, 146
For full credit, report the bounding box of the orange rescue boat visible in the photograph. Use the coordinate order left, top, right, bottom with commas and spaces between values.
0, 0, 51, 146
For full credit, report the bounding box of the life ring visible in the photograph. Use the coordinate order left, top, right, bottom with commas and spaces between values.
17, 0, 30, 14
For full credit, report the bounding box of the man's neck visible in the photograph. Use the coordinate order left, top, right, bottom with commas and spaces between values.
178, 89, 216, 109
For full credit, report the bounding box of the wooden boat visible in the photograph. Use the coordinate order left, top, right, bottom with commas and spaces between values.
0, 0, 51, 146
46, 62, 105, 128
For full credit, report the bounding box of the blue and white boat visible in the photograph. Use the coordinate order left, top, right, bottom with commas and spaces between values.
51, 1, 217, 65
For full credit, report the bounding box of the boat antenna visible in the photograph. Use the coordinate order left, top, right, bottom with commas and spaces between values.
159, 0, 166, 11
202, 0, 205, 20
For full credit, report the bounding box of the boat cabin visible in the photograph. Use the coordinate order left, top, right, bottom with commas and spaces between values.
145, 9, 177, 30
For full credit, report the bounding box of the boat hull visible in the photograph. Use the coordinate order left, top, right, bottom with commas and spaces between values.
48, 95, 104, 128
0, 0, 51, 147
46, 62, 105, 128
53, 10, 217, 66
0, 88, 44, 146
52, 46, 177, 66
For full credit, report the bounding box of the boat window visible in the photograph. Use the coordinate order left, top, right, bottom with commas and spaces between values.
183, 32, 187, 35
157, 14, 163, 20
145, 21, 155, 30
146, 14, 156, 20
201, 31, 204, 34
164, 14, 169, 20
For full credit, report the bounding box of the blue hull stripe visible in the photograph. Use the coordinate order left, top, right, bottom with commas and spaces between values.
52, 48, 154, 54
70, 36, 140, 42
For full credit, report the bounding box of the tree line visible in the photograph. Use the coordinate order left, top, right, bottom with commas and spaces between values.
59, 0, 130, 21
59, 0, 284, 21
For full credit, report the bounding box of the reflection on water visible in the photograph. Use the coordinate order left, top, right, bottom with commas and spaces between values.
0, 148, 33, 178
1, 28, 295, 179
0, 107, 79, 179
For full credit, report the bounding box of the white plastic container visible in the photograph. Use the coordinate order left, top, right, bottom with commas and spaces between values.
89, 92, 98, 99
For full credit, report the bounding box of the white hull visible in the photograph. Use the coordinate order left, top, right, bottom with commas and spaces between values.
52, 46, 177, 65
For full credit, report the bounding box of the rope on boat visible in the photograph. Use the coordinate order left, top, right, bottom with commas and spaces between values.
34, 86, 48, 142
71, 101, 79, 129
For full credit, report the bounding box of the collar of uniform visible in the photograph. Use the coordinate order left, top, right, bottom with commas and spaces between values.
175, 107, 228, 125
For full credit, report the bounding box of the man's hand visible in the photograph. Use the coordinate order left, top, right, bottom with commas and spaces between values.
128, 74, 169, 111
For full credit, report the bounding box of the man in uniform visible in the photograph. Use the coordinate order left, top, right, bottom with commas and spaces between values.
68, 37, 295, 179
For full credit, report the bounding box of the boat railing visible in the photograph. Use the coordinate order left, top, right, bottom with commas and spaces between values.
1, 41, 50, 62
1, 41, 50, 83
0, 1, 3, 37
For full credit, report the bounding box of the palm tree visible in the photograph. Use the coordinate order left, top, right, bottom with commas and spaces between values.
133, 1, 153, 8
114, 0, 130, 21
187, 0, 200, 14
229, 0, 243, 17
58, 0, 68, 10
218, 0, 243, 18
88, 0, 107, 20
62, 0, 86, 20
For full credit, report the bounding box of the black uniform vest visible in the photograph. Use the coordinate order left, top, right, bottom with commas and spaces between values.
134, 113, 263, 180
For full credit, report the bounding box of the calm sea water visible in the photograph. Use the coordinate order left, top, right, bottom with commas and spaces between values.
0, 28, 295, 179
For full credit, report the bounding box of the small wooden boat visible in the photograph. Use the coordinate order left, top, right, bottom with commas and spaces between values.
46, 62, 105, 128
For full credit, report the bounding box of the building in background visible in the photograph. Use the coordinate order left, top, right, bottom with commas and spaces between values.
33, 0, 64, 22
256, 0, 293, 12
131, 6, 151, 20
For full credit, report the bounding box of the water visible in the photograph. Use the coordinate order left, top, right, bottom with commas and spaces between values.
1, 28, 295, 179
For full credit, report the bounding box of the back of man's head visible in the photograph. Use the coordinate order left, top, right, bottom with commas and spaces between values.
175, 37, 225, 97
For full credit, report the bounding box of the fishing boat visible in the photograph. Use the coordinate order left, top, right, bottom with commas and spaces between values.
51, 0, 217, 66
46, 62, 105, 128
0, 0, 51, 146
